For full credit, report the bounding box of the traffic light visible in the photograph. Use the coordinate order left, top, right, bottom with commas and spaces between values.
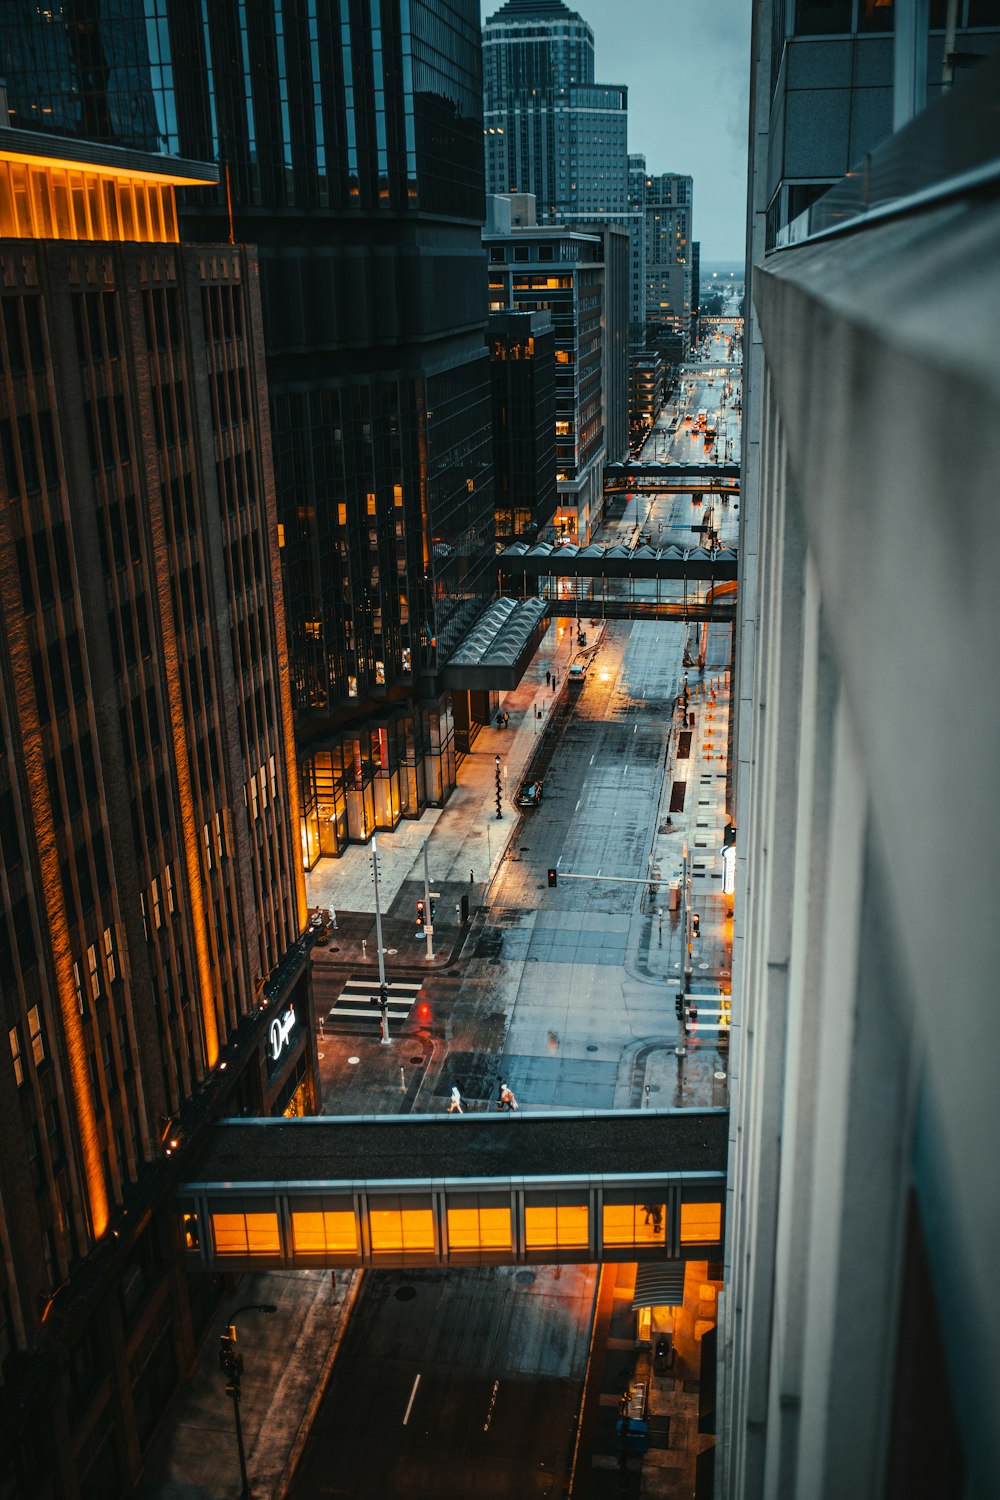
219, 1326, 243, 1397
429, 899, 437, 921
547, 868, 558, 888
415, 900, 425, 929
692, 912, 700, 937
675, 995, 684, 1020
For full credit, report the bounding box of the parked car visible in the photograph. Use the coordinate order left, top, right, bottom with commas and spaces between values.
517, 779, 543, 807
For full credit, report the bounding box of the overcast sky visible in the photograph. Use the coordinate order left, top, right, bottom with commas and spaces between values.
480, 0, 752, 263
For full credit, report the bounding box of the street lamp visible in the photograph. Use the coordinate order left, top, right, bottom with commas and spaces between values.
495, 754, 503, 819
219, 1303, 277, 1500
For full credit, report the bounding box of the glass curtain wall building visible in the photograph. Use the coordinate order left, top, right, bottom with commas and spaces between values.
1, 0, 498, 862
483, 0, 628, 226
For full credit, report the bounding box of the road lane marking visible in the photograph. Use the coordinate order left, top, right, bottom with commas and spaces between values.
575, 799, 581, 812
403, 1373, 421, 1425
589, 755, 595, 765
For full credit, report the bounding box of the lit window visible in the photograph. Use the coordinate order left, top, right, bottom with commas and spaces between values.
348, 676, 358, 698
27, 1004, 45, 1065
212, 1209, 280, 1256
447, 1199, 512, 1251
73, 960, 85, 1013
87, 942, 101, 1001
164, 862, 175, 915
525, 1198, 588, 1250
680, 1201, 722, 1244
103, 926, 117, 982
369, 1197, 435, 1253
603, 1201, 666, 1246
8, 1025, 24, 1087
375, 660, 385, 684
402, 648, 411, 672
291, 1209, 358, 1255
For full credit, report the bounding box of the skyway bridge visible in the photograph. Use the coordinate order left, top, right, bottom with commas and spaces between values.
494, 541, 738, 624
604, 462, 740, 496
178, 1108, 727, 1272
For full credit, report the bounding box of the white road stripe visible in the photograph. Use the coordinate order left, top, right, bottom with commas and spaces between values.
403, 1373, 421, 1425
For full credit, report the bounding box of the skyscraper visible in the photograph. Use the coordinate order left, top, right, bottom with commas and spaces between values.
2, 0, 498, 853
0, 123, 313, 1498
643, 171, 694, 347
483, 0, 629, 227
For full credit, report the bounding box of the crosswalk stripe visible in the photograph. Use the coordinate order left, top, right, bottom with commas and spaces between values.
326, 974, 423, 1029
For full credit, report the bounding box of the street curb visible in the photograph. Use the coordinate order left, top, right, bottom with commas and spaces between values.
273, 1269, 363, 1500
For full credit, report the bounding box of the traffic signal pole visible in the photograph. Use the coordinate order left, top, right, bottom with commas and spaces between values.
423, 839, 434, 961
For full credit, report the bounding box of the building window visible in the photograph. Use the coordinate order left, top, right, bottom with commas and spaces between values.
368, 1196, 435, 1253
679, 1201, 722, 1244
524, 1196, 589, 1250
8, 1025, 24, 1087
27, 1004, 45, 1066
103, 926, 117, 983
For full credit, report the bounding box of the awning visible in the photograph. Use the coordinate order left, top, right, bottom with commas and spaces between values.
441, 596, 550, 692
631, 1261, 687, 1310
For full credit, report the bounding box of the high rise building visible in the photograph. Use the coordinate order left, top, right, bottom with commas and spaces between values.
488, 310, 558, 546
483, 0, 629, 227
720, 8, 1000, 1496
643, 171, 694, 347
627, 152, 649, 339
0, 124, 313, 1499
485, 214, 608, 541
1, 0, 498, 855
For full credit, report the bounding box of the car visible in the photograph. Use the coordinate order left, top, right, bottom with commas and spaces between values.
637, 530, 652, 546
568, 662, 587, 686
517, 779, 543, 807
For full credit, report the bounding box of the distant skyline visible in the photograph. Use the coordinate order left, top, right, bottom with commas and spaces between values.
480, 0, 751, 262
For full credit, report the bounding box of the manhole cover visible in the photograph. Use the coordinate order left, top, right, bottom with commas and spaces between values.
394, 1286, 417, 1302
714, 1072, 727, 1081
347, 1056, 360, 1066
699, 962, 710, 970
386, 948, 397, 955
409, 1055, 423, 1065
587, 1044, 599, 1053
329, 946, 340, 952
515, 1271, 536, 1285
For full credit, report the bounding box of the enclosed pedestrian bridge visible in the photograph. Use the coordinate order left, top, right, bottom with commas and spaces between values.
178, 1108, 727, 1273
604, 461, 740, 495
496, 541, 738, 625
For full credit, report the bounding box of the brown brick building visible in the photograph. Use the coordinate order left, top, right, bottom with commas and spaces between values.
0, 129, 313, 1498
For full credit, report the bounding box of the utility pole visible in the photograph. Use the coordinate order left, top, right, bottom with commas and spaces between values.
422, 839, 434, 962
370, 836, 391, 1044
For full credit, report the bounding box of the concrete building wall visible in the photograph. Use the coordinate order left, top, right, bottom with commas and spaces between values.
720, 26, 1000, 1497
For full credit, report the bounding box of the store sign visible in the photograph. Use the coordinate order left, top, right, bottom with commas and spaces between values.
721, 844, 736, 896
268, 1006, 297, 1065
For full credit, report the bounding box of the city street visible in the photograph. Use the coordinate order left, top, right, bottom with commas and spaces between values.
292, 336, 741, 1498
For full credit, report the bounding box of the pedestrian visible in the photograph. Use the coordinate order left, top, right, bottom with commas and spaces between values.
545, 670, 551, 686
498, 1081, 519, 1112
448, 1081, 464, 1114
503, 711, 509, 728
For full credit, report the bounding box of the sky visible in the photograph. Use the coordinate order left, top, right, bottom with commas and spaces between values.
480, 0, 752, 263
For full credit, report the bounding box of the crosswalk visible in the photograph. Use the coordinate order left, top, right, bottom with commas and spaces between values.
326, 974, 423, 1032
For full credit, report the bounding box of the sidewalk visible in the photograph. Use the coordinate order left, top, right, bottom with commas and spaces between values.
303, 616, 604, 968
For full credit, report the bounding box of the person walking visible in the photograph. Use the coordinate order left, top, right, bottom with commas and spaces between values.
497, 1080, 519, 1112
545, 670, 551, 686
448, 1081, 464, 1114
